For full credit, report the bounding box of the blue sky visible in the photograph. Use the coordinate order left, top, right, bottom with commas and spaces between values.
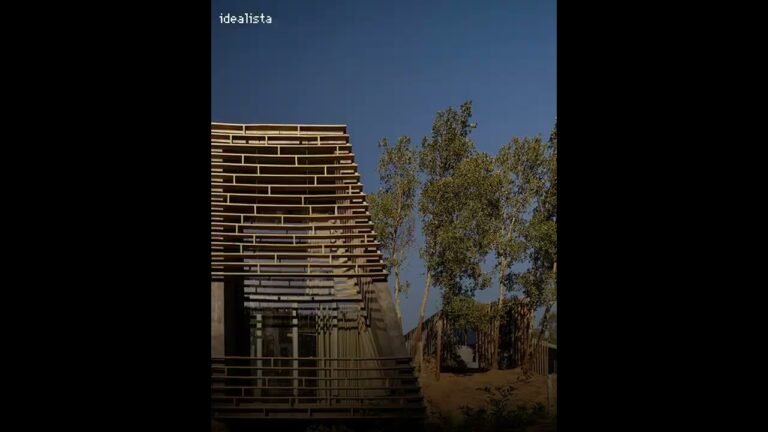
212, 0, 557, 332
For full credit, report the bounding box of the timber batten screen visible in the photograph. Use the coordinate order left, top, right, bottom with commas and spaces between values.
211, 123, 424, 421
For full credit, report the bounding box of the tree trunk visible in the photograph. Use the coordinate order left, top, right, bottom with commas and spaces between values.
534, 303, 553, 353
520, 300, 535, 377
435, 313, 443, 381
394, 267, 401, 325
492, 257, 507, 370
523, 302, 553, 378
530, 261, 556, 373
492, 222, 513, 370
412, 272, 432, 372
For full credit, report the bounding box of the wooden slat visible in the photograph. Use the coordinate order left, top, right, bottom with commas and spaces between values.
217, 365, 414, 371
212, 252, 381, 258
213, 356, 412, 361
209, 123, 424, 421
211, 272, 386, 278
212, 162, 359, 169
212, 184, 364, 192
211, 385, 421, 391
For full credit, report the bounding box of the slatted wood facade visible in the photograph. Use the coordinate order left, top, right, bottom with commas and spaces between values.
210, 123, 424, 421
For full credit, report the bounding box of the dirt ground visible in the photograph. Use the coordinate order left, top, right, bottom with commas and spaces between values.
419, 365, 557, 431
212, 367, 557, 432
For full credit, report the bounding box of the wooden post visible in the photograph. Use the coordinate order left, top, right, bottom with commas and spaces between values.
211, 282, 225, 357
481, 328, 485, 368
479, 329, 483, 368
417, 341, 423, 375
480, 324, 483, 368
547, 373, 552, 415
435, 314, 442, 381
332, 312, 338, 397
292, 305, 299, 402
256, 312, 262, 397
488, 303, 493, 369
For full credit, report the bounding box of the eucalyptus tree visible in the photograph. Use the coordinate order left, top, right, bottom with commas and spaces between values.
489, 136, 549, 368
506, 122, 557, 375
412, 101, 477, 370
369, 136, 419, 326
414, 101, 500, 375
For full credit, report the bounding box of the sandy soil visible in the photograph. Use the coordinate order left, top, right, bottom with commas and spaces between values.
419, 364, 557, 431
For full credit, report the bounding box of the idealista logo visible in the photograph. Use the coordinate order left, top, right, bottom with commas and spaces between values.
219, 12, 273, 24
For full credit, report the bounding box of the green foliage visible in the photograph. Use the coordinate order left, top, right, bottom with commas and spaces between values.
431, 385, 547, 432
399, 280, 411, 297
442, 295, 494, 329
369, 136, 419, 317
432, 409, 461, 432
460, 386, 546, 432
501, 123, 557, 371
369, 136, 419, 274
506, 123, 557, 306
415, 101, 557, 370
419, 101, 477, 180
421, 152, 500, 303
493, 135, 549, 269
419, 101, 501, 317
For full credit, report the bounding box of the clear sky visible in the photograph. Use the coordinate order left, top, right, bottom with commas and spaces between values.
212, 0, 557, 332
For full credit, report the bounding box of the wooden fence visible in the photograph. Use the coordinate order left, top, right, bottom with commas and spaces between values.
529, 340, 557, 376
404, 300, 557, 377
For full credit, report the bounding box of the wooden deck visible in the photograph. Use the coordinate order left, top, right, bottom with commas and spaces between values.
211, 356, 425, 419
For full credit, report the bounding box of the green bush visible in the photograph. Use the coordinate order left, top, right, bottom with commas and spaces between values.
430, 385, 547, 432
